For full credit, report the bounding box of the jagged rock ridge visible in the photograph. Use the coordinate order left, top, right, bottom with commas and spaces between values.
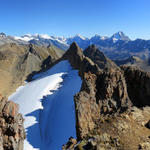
63, 43, 131, 139
62, 43, 150, 150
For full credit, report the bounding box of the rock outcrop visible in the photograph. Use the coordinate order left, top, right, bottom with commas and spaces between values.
0, 95, 25, 150
62, 42, 100, 77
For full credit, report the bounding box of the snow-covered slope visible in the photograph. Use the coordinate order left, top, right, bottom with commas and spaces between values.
9, 60, 82, 150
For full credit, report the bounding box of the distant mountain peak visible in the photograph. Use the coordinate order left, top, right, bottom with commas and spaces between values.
111, 31, 130, 42
91, 34, 108, 40
94, 34, 101, 37
73, 34, 87, 40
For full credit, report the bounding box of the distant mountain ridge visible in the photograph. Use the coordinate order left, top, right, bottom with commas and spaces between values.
0, 31, 138, 49
1, 32, 150, 60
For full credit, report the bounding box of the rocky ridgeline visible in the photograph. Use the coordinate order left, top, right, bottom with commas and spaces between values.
62, 43, 150, 150
0, 95, 25, 150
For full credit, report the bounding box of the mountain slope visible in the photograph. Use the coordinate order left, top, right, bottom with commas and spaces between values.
114, 56, 150, 73
0, 43, 64, 96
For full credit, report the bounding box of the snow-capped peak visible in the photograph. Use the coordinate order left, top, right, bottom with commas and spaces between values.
111, 31, 130, 42
112, 31, 125, 38
73, 34, 87, 40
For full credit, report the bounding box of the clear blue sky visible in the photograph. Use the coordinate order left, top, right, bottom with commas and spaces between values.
0, 0, 150, 39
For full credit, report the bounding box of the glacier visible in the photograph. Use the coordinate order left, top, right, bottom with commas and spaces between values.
9, 60, 82, 150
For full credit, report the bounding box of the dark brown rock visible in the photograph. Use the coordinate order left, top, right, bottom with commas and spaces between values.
62, 137, 77, 150
121, 65, 150, 107
96, 69, 131, 114
62, 42, 84, 70
3, 101, 19, 118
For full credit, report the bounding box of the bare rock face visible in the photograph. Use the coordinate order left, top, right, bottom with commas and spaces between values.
0, 95, 25, 150
121, 65, 150, 107
96, 69, 131, 114
75, 72, 100, 140
62, 42, 84, 70
84, 44, 118, 70
75, 69, 131, 140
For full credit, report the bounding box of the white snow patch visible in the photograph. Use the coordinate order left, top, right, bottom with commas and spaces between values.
14, 36, 34, 42
39, 34, 51, 39
113, 37, 118, 42
9, 60, 82, 150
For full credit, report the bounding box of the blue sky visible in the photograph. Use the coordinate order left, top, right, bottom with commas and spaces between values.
0, 0, 150, 39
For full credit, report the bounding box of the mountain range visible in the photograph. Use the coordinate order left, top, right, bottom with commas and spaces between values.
1, 32, 150, 61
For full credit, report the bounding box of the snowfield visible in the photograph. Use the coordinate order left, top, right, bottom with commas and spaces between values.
9, 60, 82, 150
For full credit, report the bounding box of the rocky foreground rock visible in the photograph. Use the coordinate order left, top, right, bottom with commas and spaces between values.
62, 43, 150, 150
0, 95, 25, 150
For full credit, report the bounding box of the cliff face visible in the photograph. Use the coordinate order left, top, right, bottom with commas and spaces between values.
63, 43, 150, 150
0, 95, 25, 150
121, 65, 150, 107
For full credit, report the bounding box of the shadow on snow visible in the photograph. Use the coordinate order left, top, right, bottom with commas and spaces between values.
25, 70, 81, 150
